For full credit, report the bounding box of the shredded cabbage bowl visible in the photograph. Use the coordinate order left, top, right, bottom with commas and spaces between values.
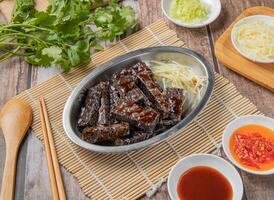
170, 0, 210, 24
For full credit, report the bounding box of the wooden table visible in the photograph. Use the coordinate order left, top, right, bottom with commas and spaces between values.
0, 0, 273, 199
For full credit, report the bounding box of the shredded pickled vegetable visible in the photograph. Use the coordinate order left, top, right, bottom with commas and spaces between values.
234, 20, 274, 61
170, 0, 209, 23
149, 60, 207, 109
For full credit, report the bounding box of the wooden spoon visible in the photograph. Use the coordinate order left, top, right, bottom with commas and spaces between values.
0, 98, 32, 200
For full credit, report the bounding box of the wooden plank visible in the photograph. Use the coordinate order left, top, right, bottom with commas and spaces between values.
136, 1, 213, 199
209, 0, 274, 199
209, 0, 274, 118
23, 1, 140, 200
24, 134, 89, 200
0, 1, 91, 199
215, 7, 274, 92
140, 183, 170, 200
138, 0, 215, 69
0, 0, 273, 199
0, 12, 32, 200
24, 134, 53, 200
25, 66, 89, 200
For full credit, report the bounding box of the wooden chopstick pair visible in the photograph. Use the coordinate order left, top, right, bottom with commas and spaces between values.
39, 97, 67, 200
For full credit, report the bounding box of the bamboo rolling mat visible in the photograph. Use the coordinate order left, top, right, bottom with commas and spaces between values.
14, 19, 261, 200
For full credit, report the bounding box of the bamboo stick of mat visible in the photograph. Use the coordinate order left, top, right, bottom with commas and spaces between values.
39, 97, 67, 200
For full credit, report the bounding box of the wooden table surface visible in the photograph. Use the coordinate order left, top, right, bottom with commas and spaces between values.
0, 0, 274, 199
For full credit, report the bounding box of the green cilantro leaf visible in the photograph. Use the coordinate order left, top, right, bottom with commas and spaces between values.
0, 0, 137, 71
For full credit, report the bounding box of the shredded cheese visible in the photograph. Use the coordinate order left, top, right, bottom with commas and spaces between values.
234, 20, 274, 61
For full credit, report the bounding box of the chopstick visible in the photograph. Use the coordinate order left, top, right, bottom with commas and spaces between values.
39, 97, 67, 200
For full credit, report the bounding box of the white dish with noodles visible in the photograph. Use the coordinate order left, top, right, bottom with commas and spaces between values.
231, 15, 274, 63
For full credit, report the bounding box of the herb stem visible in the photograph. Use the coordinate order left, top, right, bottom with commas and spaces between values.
1, 24, 52, 32
0, 33, 49, 46
0, 42, 33, 48
0, 46, 20, 62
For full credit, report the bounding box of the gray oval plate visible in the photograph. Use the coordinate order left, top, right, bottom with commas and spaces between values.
63, 46, 214, 153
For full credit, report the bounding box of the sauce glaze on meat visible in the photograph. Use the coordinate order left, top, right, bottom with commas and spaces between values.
77, 61, 185, 146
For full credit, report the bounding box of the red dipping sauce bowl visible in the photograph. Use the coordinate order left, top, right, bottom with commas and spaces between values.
167, 154, 243, 200
223, 115, 274, 175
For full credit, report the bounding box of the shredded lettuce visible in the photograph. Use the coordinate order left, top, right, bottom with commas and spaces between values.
171, 0, 209, 23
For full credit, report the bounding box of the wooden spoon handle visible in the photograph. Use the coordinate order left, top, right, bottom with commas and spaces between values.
0, 145, 18, 200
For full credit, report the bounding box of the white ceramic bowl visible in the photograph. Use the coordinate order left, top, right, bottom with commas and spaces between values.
222, 115, 274, 175
231, 15, 274, 63
161, 0, 221, 28
167, 154, 243, 200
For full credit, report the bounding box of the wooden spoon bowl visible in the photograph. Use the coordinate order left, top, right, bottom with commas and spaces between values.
0, 98, 32, 200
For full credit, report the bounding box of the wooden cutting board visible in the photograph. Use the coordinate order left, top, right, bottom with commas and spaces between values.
0, 0, 48, 22
215, 6, 274, 92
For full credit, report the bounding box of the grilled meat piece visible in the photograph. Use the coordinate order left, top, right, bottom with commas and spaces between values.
133, 62, 169, 118
112, 66, 151, 106
112, 67, 137, 94
124, 88, 151, 107
132, 61, 154, 81
98, 82, 110, 125
77, 62, 186, 146
155, 88, 185, 128
111, 101, 160, 132
154, 123, 169, 134
114, 131, 154, 145
166, 88, 185, 121
82, 122, 129, 143
77, 81, 111, 128
77, 83, 103, 129
109, 85, 121, 108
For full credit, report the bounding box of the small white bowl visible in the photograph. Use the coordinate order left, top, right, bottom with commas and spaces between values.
167, 153, 243, 200
161, 0, 221, 28
231, 15, 274, 63
222, 115, 274, 175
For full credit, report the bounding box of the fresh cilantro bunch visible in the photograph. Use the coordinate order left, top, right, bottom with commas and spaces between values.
93, 3, 136, 41
0, 0, 137, 71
